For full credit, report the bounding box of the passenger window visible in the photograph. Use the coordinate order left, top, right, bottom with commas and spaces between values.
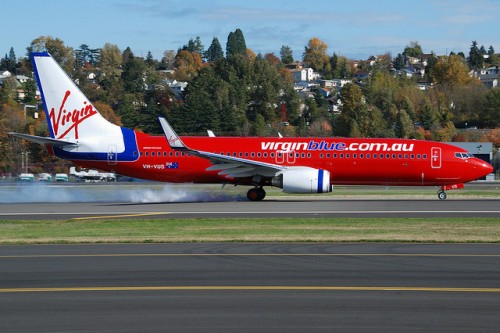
411, 154, 415, 159
326, 153, 331, 158
423, 154, 427, 159
417, 154, 421, 159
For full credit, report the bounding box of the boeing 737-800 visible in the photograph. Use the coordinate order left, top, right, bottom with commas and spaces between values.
9, 52, 493, 201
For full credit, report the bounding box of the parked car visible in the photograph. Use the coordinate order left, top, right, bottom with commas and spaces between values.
37, 173, 53, 181
18, 173, 35, 181
55, 173, 69, 182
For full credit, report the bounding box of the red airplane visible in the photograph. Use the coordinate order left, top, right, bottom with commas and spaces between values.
10, 52, 493, 201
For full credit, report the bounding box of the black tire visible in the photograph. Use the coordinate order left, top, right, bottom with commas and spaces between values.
438, 191, 447, 200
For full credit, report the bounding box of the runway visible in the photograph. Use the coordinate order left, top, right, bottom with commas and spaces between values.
1, 243, 500, 332
1, 199, 499, 220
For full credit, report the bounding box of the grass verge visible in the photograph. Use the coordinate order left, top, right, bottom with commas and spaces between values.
1, 217, 499, 244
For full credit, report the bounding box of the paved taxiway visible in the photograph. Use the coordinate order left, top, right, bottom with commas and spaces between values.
1, 199, 500, 220
1, 243, 500, 332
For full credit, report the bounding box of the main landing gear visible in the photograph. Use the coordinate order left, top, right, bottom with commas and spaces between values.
247, 187, 266, 201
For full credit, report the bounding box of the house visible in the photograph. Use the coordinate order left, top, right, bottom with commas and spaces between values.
477, 66, 500, 88
353, 70, 369, 81
290, 67, 315, 82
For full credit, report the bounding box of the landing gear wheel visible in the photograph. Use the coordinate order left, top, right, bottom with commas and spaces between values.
247, 187, 266, 201
437, 190, 447, 200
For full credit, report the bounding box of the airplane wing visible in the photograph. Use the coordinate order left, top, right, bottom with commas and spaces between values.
9, 132, 78, 148
159, 117, 285, 178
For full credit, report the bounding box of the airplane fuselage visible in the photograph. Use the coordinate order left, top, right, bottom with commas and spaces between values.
58, 132, 488, 187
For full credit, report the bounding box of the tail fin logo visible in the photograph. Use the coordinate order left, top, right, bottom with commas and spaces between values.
50, 90, 98, 139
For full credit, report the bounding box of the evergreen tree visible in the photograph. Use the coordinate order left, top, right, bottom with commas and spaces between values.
393, 53, 405, 70
226, 29, 247, 57
181, 36, 204, 54
395, 109, 414, 138
280, 45, 293, 64
121, 56, 147, 93
205, 37, 224, 62
467, 40, 484, 70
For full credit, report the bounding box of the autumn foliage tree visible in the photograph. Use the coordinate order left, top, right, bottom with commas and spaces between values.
303, 37, 331, 76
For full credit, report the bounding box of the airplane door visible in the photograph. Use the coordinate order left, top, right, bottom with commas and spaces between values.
108, 145, 117, 165
431, 147, 441, 168
287, 151, 296, 164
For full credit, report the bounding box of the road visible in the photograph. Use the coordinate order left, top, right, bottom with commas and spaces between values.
1, 243, 500, 332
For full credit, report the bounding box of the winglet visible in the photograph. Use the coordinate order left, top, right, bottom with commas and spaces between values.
158, 117, 188, 150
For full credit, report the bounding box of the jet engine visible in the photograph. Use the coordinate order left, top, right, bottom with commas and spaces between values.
271, 167, 332, 194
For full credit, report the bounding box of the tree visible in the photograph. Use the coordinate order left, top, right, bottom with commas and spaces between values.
29, 36, 75, 73
205, 37, 224, 62
121, 56, 147, 93
161, 50, 176, 69
467, 40, 484, 70
303, 37, 330, 74
395, 109, 414, 138
226, 29, 247, 57
393, 53, 405, 70
0, 47, 17, 73
480, 88, 500, 128
403, 41, 423, 58
174, 50, 203, 81
430, 54, 472, 87
99, 43, 123, 103
22, 79, 37, 104
333, 83, 364, 137
75, 44, 100, 67
180, 36, 204, 55
280, 45, 293, 64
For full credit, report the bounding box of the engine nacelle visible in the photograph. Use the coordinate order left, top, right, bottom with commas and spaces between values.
271, 167, 332, 194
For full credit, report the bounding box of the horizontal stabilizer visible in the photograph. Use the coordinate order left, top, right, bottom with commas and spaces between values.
8, 132, 78, 147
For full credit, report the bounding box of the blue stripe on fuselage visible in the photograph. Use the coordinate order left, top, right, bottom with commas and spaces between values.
53, 127, 139, 162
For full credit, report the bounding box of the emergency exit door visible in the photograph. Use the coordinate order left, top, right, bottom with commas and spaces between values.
431, 147, 441, 168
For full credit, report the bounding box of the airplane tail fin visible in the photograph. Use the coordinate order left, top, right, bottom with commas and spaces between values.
31, 52, 122, 143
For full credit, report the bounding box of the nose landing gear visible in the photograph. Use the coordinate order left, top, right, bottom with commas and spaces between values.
437, 190, 447, 200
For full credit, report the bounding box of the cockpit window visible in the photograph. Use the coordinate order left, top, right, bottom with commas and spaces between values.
454, 152, 474, 159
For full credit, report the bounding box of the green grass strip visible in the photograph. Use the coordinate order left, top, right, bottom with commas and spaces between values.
1, 217, 499, 244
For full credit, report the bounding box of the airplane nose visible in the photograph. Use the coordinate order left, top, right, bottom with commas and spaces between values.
476, 160, 493, 179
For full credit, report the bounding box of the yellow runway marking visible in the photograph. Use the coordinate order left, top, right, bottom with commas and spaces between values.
1, 253, 500, 259
1, 286, 500, 293
71, 212, 167, 220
